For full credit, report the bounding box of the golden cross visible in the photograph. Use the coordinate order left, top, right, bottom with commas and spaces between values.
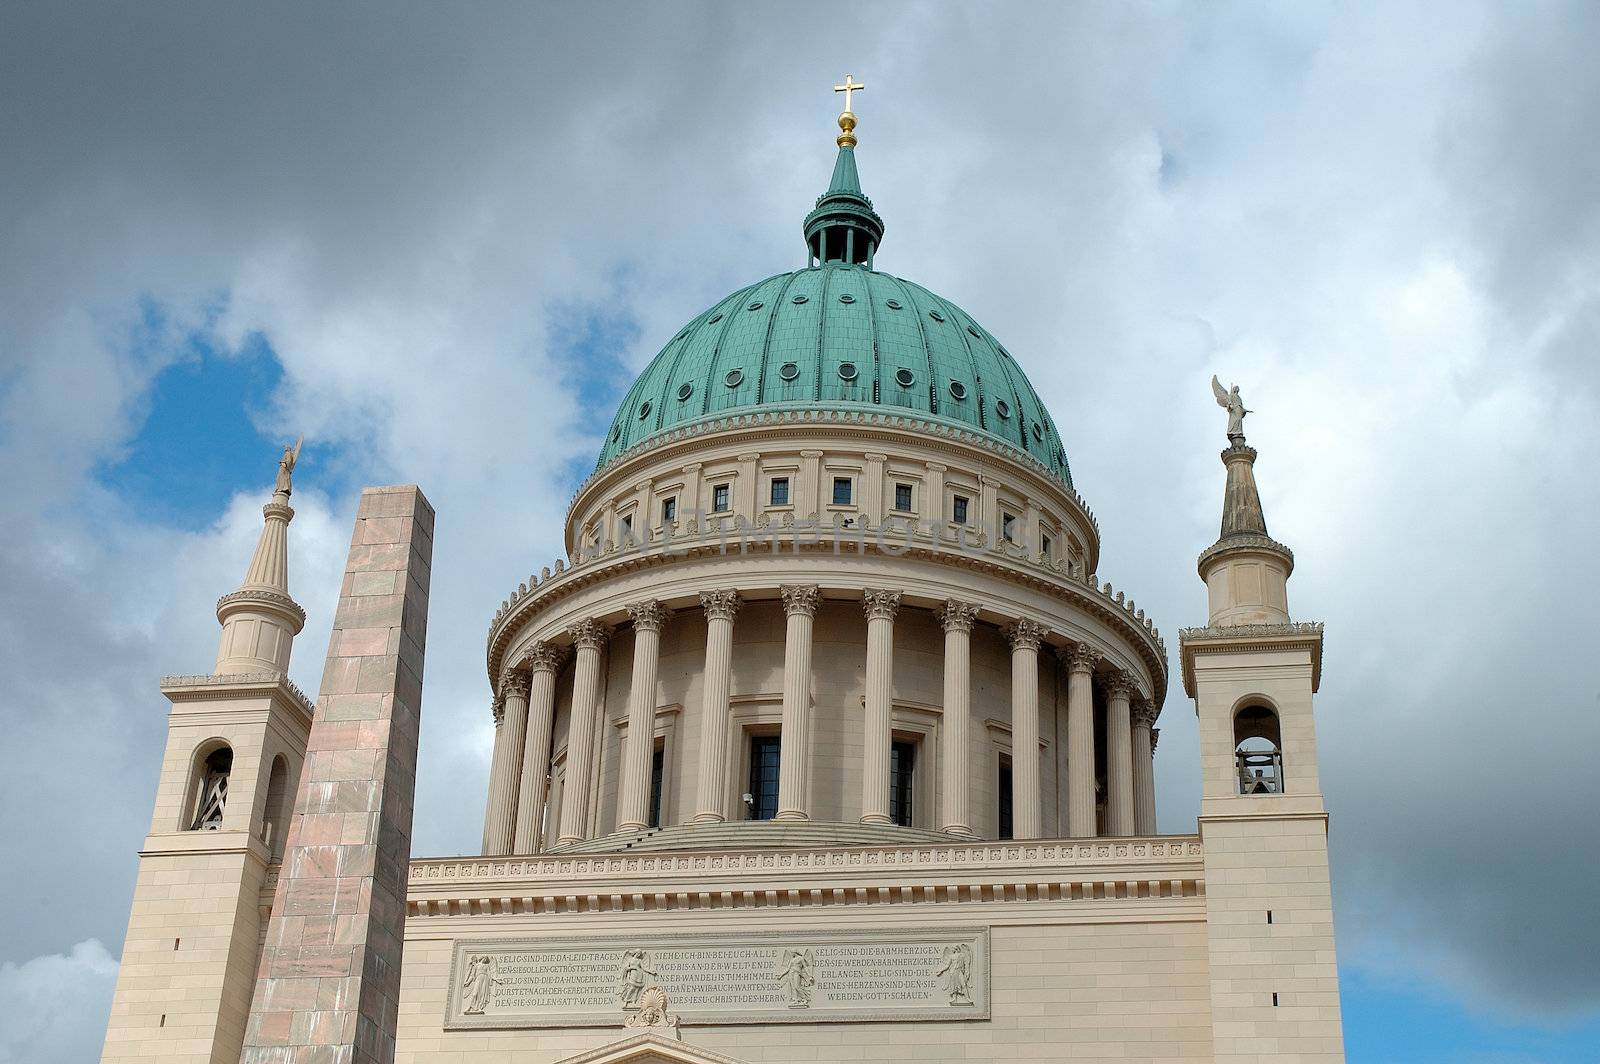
833, 73, 865, 112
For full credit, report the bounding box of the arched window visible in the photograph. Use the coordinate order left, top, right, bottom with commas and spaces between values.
259, 755, 290, 857
1234, 704, 1283, 795
189, 744, 233, 830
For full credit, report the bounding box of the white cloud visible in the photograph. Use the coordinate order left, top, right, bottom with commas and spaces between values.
0, 940, 119, 1064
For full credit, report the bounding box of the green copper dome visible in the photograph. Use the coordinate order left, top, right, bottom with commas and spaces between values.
596, 142, 1073, 487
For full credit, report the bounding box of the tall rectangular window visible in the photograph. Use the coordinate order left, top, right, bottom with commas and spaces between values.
997, 755, 1013, 840
952, 495, 969, 525
832, 476, 853, 506
660, 497, 676, 523
648, 744, 665, 828
712, 483, 731, 513
748, 736, 782, 821
894, 482, 913, 512
1001, 512, 1017, 542
1041, 532, 1052, 558
770, 477, 790, 506
890, 740, 916, 827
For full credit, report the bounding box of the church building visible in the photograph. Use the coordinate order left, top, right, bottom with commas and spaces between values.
99, 82, 1346, 1064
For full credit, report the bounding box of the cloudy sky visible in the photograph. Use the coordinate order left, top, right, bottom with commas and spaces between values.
2, 3, 1597, 1061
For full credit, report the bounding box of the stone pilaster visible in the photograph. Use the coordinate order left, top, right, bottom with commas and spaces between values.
860, 589, 901, 825
1065, 643, 1098, 838
776, 585, 819, 822
557, 620, 610, 844
693, 590, 741, 823
513, 643, 564, 853
1105, 671, 1137, 837
1006, 619, 1047, 839
1132, 698, 1158, 836
937, 601, 978, 836
617, 600, 670, 832
241, 484, 433, 1064
483, 674, 528, 855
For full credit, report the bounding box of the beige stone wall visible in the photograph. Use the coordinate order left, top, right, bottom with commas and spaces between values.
394, 839, 1213, 1064
546, 599, 1070, 840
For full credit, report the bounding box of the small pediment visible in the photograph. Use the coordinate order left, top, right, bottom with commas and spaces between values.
552, 1032, 750, 1064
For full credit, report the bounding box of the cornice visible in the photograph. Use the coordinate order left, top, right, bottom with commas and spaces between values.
486, 520, 1168, 705
1196, 533, 1295, 578
160, 670, 315, 720
1178, 621, 1325, 696
405, 835, 1205, 919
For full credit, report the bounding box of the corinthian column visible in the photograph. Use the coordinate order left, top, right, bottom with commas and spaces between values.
1007, 619, 1047, 839
860, 589, 901, 825
483, 675, 527, 855
1105, 671, 1137, 837
514, 643, 564, 853
1132, 698, 1158, 836
938, 601, 978, 836
693, 590, 741, 823
617, 601, 670, 832
557, 620, 609, 844
1065, 644, 1098, 838
776, 585, 819, 821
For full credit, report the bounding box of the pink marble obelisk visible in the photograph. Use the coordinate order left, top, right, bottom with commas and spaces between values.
241, 485, 433, 1064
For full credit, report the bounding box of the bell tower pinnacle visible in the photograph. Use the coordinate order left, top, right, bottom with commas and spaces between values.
1180, 384, 1346, 1062
214, 438, 306, 674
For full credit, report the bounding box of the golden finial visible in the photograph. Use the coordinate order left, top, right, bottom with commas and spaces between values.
833, 73, 865, 148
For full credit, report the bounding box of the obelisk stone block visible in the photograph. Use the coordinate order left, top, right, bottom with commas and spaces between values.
241, 485, 433, 1064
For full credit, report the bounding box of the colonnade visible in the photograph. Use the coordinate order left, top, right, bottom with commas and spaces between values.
480, 588, 1160, 855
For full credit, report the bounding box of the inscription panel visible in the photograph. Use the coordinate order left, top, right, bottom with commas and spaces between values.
446, 928, 988, 1028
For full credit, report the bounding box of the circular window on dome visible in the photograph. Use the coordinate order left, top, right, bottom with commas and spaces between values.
639, 400, 653, 419
747, 301, 764, 311
894, 368, 915, 388
838, 361, 859, 382
885, 299, 902, 310
838, 293, 855, 304
995, 399, 1011, 419
1032, 423, 1044, 441
779, 361, 800, 381
949, 380, 968, 400
677, 382, 694, 402
724, 368, 744, 388
791, 294, 808, 304
708, 312, 723, 324
966, 325, 981, 338
928, 309, 945, 323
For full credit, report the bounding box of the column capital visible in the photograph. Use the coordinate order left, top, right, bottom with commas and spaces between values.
864, 451, 888, 464
568, 618, 612, 650
491, 697, 506, 726
1132, 700, 1159, 730
1066, 642, 1099, 675
1006, 617, 1047, 651
861, 588, 901, 621
799, 449, 825, 459
938, 600, 979, 633
498, 672, 530, 703
521, 640, 566, 676
627, 599, 670, 633
781, 584, 821, 617
926, 461, 948, 473
1150, 727, 1160, 753
1105, 670, 1141, 701
682, 462, 703, 473
700, 588, 743, 622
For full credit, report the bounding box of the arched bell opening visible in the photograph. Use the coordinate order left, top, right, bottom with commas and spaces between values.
187, 741, 233, 831
1233, 703, 1283, 795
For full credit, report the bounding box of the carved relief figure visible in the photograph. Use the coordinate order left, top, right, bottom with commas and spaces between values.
624, 984, 680, 1033
460, 954, 499, 1015
774, 948, 815, 1008
1211, 375, 1251, 443
934, 943, 974, 1006
616, 949, 659, 1010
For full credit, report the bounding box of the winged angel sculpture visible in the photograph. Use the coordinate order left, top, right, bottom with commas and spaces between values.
1212, 376, 1250, 443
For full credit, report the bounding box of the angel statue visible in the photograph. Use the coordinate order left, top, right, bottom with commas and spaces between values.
1211, 376, 1251, 444
274, 435, 304, 497
934, 943, 974, 1006
460, 954, 500, 1015
774, 948, 815, 1008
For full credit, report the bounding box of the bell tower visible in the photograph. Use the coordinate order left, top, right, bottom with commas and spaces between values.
1180, 389, 1346, 1062
100, 445, 315, 1064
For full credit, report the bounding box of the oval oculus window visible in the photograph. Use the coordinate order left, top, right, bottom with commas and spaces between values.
928, 310, 945, 323
747, 301, 764, 311
885, 299, 903, 310
779, 361, 800, 381
677, 383, 694, 402
639, 400, 653, 419
995, 399, 1011, 419
948, 380, 968, 400
724, 368, 744, 388
838, 293, 855, 304
838, 361, 859, 381
894, 368, 915, 388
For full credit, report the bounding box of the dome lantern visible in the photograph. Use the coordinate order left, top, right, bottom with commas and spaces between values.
803, 74, 884, 268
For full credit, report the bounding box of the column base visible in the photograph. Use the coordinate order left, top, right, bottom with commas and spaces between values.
616, 820, 648, 833
860, 814, 892, 826
691, 812, 727, 825
941, 824, 977, 838
774, 810, 809, 822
